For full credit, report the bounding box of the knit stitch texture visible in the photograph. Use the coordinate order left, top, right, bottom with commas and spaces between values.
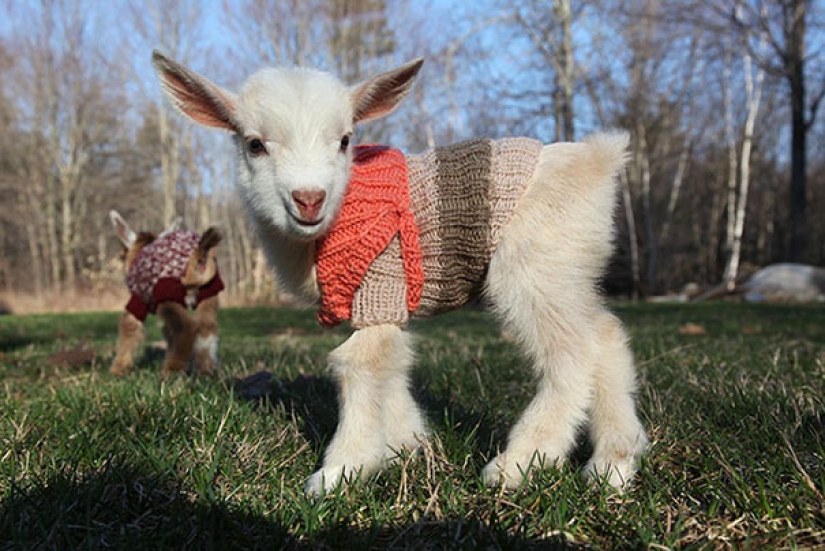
315, 138, 542, 329
315, 145, 424, 328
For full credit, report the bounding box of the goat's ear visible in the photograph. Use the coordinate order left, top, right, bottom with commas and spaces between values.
152, 50, 241, 133
159, 216, 183, 238
110, 210, 136, 248
198, 227, 223, 253
351, 58, 423, 124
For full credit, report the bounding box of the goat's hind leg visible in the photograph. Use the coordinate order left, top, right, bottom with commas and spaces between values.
305, 324, 427, 496
481, 299, 599, 489
191, 295, 220, 376
157, 302, 197, 378
482, 284, 646, 490
584, 311, 648, 487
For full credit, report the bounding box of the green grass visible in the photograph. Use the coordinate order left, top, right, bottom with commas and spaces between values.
1, 303, 823, 549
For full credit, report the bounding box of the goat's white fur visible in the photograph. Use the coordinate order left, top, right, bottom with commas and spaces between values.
152, 51, 648, 495
193, 333, 219, 366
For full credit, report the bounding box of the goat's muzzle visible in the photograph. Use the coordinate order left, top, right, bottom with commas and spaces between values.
292, 189, 326, 224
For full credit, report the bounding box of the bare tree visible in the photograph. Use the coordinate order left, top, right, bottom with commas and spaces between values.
125, 0, 205, 228
723, 15, 766, 288
2, 0, 127, 292
685, 0, 824, 262
513, 0, 578, 141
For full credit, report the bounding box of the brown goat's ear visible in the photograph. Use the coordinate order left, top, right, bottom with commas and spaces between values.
351, 58, 423, 124
152, 51, 241, 133
110, 210, 136, 248
134, 232, 157, 248
198, 227, 223, 254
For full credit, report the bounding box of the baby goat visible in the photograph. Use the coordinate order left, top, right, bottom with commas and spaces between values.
152, 52, 648, 494
109, 211, 224, 378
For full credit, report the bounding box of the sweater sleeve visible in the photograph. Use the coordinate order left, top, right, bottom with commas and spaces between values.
125, 294, 149, 322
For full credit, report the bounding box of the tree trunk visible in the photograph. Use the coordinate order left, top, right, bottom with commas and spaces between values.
159, 102, 181, 227
24, 195, 44, 297
619, 171, 640, 299
553, 0, 574, 142
635, 125, 656, 295
725, 52, 764, 288
722, 48, 738, 266
45, 189, 61, 289
788, 62, 806, 262
787, 0, 807, 262
659, 138, 691, 245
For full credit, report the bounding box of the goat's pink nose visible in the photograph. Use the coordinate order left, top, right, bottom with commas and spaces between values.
292, 189, 326, 220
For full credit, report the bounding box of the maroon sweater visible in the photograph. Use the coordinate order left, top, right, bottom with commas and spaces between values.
125, 230, 224, 322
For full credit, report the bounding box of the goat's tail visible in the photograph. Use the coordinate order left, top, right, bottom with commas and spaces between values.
581, 130, 630, 183
536, 130, 630, 197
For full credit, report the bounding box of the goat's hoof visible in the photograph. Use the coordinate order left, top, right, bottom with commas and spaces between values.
192, 359, 218, 377
482, 454, 526, 489
161, 359, 188, 379
583, 460, 633, 490
383, 430, 429, 463
304, 466, 347, 497
109, 361, 133, 377
584, 436, 647, 489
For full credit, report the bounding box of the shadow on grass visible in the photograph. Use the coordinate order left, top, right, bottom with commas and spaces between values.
0, 334, 49, 354
1, 461, 295, 549
318, 518, 581, 550
0, 313, 122, 354
233, 371, 339, 452
231, 370, 503, 460
1, 460, 582, 550
231, 367, 599, 476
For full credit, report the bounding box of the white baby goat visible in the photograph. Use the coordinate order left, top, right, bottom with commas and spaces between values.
152, 51, 648, 495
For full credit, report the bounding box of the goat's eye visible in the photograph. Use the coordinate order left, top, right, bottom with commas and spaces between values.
339, 134, 350, 153
247, 138, 267, 156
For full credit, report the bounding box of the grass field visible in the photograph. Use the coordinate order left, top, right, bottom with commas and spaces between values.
1, 303, 823, 549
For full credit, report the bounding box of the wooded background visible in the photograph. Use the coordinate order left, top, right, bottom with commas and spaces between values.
0, 0, 823, 310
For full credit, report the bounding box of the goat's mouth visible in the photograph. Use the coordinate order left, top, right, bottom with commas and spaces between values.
288, 213, 328, 237
292, 214, 324, 227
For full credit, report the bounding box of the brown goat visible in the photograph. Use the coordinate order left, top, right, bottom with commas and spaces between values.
109, 211, 224, 378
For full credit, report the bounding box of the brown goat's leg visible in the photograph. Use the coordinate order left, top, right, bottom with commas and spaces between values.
110, 311, 144, 376
191, 295, 219, 376
157, 302, 196, 378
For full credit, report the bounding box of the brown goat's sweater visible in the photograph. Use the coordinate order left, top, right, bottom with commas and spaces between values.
318, 137, 542, 329
125, 230, 224, 321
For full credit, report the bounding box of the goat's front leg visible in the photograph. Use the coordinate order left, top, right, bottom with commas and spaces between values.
110, 311, 144, 376
191, 296, 219, 376
157, 302, 196, 378
305, 324, 427, 496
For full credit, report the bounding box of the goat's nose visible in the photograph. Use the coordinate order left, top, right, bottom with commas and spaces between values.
292, 189, 326, 220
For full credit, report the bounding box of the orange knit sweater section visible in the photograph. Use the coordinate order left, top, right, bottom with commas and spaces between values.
315, 145, 424, 328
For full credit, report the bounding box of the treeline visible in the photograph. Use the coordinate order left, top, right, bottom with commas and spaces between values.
0, 0, 823, 306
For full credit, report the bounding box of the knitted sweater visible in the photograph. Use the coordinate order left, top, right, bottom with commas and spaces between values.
316, 145, 423, 328
125, 230, 224, 322
316, 137, 543, 329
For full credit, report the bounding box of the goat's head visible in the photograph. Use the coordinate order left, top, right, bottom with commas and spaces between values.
152, 52, 423, 241
181, 227, 223, 288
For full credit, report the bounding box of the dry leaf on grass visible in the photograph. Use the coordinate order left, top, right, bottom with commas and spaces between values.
678, 323, 707, 336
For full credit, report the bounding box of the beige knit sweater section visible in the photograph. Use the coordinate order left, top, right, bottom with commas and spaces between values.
346, 137, 543, 328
